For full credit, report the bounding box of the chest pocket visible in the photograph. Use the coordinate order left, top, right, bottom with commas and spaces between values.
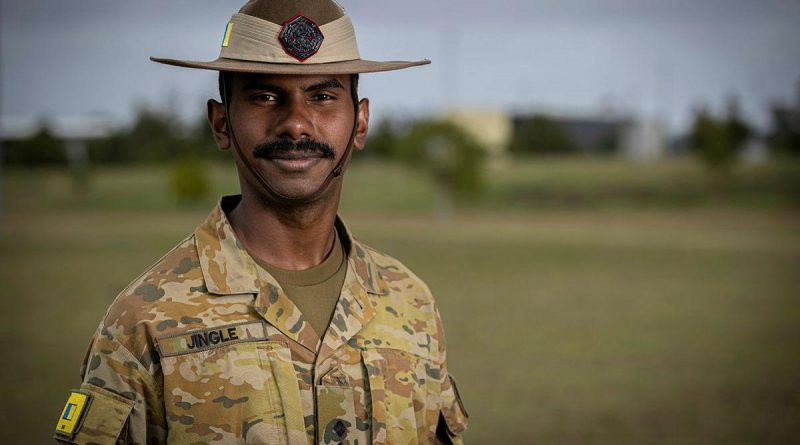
361, 348, 439, 445
157, 326, 306, 445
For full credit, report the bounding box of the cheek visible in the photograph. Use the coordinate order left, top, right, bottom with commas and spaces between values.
234, 112, 274, 142
327, 109, 357, 141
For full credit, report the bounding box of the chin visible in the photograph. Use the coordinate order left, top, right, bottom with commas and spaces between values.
258, 177, 330, 201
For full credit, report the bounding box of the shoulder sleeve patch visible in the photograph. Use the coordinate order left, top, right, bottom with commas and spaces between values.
54, 385, 134, 444
55, 390, 91, 439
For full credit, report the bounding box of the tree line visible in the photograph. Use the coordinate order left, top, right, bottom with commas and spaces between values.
5, 88, 800, 169
3, 86, 798, 204
3, 109, 223, 167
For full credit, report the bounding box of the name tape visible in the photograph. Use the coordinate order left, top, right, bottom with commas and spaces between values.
156, 321, 267, 357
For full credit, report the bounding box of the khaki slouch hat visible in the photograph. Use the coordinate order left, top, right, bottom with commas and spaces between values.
151, 0, 430, 74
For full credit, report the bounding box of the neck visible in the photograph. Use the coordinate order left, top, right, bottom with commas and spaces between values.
227, 180, 342, 270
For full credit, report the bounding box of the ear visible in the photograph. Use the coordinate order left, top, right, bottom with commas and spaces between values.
353, 98, 370, 151
207, 99, 231, 151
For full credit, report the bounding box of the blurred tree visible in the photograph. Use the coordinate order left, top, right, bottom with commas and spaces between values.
88, 107, 224, 164
88, 131, 134, 164
87, 107, 183, 164
170, 157, 210, 202
689, 107, 737, 170
767, 80, 800, 156
127, 107, 190, 161
509, 114, 577, 155
4, 122, 66, 167
362, 119, 398, 159
598, 129, 620, 154
724, 95, 751, 152
395, 120, 484, 218
186, 113, 229, 161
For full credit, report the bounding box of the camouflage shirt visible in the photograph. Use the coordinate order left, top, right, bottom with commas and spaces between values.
54, 195, 468, 445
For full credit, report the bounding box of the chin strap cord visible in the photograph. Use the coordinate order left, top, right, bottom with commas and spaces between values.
222, 74, 359, 205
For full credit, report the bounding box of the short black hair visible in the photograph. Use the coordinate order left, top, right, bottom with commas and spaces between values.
218, 72, 359, 105
218, 72, 234, 104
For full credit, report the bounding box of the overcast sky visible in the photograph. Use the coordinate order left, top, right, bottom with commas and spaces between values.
2, 0, 800, 134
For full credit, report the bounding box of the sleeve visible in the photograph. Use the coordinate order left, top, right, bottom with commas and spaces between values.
432, 304, 469, 445
54, 324, 166, 445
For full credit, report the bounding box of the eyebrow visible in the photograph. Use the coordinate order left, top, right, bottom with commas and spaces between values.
242, 81, 288, 96
305, 79, 344, 92
241, 78, 344, 95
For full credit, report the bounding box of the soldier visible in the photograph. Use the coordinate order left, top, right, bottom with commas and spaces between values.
53, 0, 468, 444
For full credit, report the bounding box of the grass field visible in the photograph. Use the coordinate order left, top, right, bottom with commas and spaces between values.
1, 157, 799, 443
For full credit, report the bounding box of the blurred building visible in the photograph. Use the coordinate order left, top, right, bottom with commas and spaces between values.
741, 137, 769, 164
443, 107, 667, 159
620, 118, 668, 160
443, 108, 513, 159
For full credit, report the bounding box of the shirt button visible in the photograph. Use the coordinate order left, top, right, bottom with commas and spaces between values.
333, 419, 347, 437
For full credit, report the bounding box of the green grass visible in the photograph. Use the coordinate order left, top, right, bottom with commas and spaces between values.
355, 212, 800, 444
1, 158, 799, 443
480, 156, 800, 209
4, 155, 798, 214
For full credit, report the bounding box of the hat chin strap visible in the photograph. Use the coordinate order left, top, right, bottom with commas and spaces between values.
222, 79, 358, 205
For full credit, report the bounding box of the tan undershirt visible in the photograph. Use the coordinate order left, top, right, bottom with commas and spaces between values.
248, 227, 347, 338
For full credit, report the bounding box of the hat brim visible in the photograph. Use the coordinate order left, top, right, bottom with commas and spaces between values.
150, 56, 430, 75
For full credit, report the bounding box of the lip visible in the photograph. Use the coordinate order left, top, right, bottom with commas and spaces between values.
266, 156, 324, 172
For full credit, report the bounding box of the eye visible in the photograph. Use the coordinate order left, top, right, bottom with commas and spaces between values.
252, 93, 278, 103
311, 93, 336, 101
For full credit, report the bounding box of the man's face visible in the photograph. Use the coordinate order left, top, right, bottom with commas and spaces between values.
208, 73, 369, 202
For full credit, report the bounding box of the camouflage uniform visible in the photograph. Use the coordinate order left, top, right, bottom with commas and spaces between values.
55, 196, 468, 444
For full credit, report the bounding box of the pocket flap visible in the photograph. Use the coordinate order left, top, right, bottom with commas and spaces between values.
54, 384, 134, 444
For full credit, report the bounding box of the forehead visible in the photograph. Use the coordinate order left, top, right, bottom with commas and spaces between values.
231, 72, 352, 91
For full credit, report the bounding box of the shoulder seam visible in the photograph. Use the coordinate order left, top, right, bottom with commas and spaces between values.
358, 239, 391, 260
112, 233, 196, 301
360, 240, 435, 299
96, 324, 163, 398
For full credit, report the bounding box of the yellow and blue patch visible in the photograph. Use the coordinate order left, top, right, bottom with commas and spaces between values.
222, 22, 233, 47
55, 390, 91, 438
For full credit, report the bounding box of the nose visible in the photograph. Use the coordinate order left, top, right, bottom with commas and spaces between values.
274, 99, 313, 141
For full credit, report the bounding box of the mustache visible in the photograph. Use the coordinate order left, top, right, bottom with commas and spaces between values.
253, 139, 336, 159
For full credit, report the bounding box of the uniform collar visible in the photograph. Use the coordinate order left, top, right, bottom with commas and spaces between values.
194, 196, 387, 352
192, 196, 254, 295
195, 195, 389, 297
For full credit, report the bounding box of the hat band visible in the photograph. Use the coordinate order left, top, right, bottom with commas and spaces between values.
219, 13, 360, 64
